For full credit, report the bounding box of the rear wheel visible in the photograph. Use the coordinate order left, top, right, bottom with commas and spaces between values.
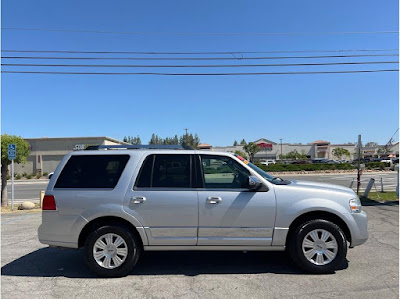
85, 225, 142, 277
288, 219, 347, 274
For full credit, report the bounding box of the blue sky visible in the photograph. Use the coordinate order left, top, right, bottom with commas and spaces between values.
2, 0, 399, 146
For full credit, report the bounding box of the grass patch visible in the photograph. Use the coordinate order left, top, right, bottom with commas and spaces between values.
360, 191, 398, 204
1, 203, 41, 213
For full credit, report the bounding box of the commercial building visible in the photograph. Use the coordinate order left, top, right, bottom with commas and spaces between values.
211, 138, 399, 162
13, 136, 127, 175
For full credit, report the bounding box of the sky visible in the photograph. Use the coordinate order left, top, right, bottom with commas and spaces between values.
1, 0, 399, 146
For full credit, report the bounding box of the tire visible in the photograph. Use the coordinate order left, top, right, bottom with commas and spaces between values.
85, 224, 142, 278
288, 219, 347, 274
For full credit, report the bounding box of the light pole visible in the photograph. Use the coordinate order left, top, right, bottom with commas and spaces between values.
184, 128, 188, 145
280, 139, 283, 160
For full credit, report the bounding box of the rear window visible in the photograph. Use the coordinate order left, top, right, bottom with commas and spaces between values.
55, 155, 130, 189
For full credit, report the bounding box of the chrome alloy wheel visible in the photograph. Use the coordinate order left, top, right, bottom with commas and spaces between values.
302, 229, 338, 265
93, 233, 129, 269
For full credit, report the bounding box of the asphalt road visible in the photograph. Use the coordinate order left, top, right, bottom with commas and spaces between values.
1, 203, 398, 298
5, 171, 397, 204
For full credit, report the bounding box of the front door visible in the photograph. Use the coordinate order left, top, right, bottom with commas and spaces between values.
124, 153, 198, 245
197, 154, 276, 246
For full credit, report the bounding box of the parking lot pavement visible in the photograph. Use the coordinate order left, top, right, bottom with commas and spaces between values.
1, 203, 398, 299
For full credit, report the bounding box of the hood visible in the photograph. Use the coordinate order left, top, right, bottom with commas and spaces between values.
288, 180, 356, 196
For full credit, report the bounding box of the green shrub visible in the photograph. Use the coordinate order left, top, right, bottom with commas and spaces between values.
15, 174, 22, 180
25, 174, 32, 179
365, 162, 390, 169
256, 163, 354, 172
36, 173, 41, 179
43, 172, 48, 176
7, 174, 10, 180
22, 172, 27, 177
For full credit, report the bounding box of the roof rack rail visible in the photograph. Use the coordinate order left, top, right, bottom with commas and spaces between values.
85, 144, 195, 150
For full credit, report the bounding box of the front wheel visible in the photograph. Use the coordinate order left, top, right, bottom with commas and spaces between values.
85, 225, 142, 277
288, 219, 347, 274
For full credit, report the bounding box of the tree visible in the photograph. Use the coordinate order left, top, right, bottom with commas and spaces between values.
233, 140, 238, 146
377, 147, 390, 156
124, 135, 141, 145
234, 150, 248, 159
240, 139, 247, 145
1, 134, 30, 206
365, 141, 378, 148
243, 142, 260, 162
332, 148, 351, 160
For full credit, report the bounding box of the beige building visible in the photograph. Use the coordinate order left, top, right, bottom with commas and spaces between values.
211, 138, 397, 161
13, 136, 127, 175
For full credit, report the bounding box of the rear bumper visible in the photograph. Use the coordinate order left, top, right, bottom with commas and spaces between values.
38, 212, 88, 249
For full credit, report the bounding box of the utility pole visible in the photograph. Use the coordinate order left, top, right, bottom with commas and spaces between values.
184, 128, 188, 145
357, 134, 362, 195
280, 139, 283, 160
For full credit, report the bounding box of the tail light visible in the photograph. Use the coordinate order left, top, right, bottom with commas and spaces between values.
42, 195, 57, 210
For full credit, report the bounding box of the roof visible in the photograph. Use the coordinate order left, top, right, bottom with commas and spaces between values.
312, 140, 330, 144
198, 143, 212, 147
24, 136, 128, 144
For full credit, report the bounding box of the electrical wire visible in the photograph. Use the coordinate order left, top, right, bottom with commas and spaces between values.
2, 69, 398, 76
2, 27, 398, 36
2, 49, 398, 55
2, 61, 398, 68
2, 54, 397, 61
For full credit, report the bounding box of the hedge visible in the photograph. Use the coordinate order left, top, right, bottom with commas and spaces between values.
256, 162, 390, 172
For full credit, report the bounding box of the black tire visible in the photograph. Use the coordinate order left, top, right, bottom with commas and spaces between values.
85, 224, 142, 278
288, 219, 347, 274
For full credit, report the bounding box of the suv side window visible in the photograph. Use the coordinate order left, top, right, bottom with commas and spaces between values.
200, 155, 250, 189
55, 155, 130, 189
135, 154, 191, 188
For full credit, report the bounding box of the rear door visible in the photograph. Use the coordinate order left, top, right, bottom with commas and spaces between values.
124, 153, 198, 245
196, 154, 276, 246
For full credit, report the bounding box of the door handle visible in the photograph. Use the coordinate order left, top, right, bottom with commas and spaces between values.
206, 196, 222, 204
131, 196, 146, 204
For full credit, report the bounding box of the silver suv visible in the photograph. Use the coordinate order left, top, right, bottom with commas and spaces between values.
38, 145, 368, 277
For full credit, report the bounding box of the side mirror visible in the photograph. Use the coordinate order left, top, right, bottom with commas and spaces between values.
248, 176, 262, 191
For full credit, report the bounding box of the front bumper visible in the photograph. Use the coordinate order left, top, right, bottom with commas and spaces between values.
349, 210, 368, 247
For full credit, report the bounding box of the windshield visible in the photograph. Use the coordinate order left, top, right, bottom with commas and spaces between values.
233, 154, 284, 183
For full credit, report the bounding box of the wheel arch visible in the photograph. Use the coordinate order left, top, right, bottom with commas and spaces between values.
78, 216, 145, 248
286, 211, 352, 246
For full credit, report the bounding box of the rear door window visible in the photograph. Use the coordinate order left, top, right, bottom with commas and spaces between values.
55, 155, 130, 188
135, 154, 191, 188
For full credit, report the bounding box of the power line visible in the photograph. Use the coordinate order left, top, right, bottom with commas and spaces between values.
2, 27, 398, 36
2, 54, 397, 61
2, 61, 398, 68
2, 49, 398, 55
2, 69, 397, 76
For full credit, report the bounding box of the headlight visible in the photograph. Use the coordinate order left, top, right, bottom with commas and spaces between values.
349, 198, 362, 213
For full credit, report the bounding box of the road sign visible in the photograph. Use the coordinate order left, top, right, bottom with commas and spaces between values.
8, 144, 16, 160
8, 144, 16, 211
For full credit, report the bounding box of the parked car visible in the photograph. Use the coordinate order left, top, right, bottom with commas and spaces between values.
260, 159, 276, 166
291, 160, 311, 164
39, 145, 368, 277
311, 158, 328, 164
327, 160, 340, 164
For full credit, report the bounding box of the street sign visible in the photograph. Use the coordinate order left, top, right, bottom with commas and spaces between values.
8, 144, 16, 160
8, 144, 16, 211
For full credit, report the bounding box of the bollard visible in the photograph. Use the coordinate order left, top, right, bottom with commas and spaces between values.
40, 190, 45, 208
349, 178, 354, 189
363, 178, 375, 198
380, 177, 384, 193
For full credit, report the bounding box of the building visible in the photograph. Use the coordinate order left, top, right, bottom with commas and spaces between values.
211, 138, 397, 162
13, 136, 127, 175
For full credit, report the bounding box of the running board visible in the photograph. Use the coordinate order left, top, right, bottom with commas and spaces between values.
144, 245, 285, 251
